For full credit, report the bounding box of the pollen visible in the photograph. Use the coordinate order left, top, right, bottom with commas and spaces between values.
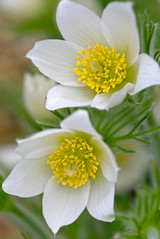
74, 44, 127, 94
47, 137, 99, 188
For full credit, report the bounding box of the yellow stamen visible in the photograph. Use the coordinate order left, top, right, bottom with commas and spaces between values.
74, 44, 127, 94
47, 137, 99, 188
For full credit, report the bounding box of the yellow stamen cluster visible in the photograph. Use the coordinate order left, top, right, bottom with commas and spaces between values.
47, 137, 99, 188
74, 44, 127, 94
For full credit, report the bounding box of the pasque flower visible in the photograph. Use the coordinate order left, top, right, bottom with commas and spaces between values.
2, 110, 118, 234
27, 0, 160, 111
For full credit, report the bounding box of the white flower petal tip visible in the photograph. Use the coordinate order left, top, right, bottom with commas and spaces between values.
2, 158, 51, 197
60, 109, 101, 138
26, 40, 84, 87
87, 173, 115, 222
102, 1, 139, 66
106, 83, 135, 110
43, 178, 90, 234
92, 138, 118, 183
57, 0, 106, 48
91, 83, 134, 110
130, 54, 160, 95
46, 85, 95, 111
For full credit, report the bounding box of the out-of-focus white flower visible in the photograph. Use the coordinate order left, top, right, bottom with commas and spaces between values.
0, 0, 44, 17
115, 140, 150, 194
71, 0, 102, 16
147, 227, 160, 239
3, 110, 118, 234
0, 144, 21, 172
27, 0, 160, 111
23, 73, 58, 124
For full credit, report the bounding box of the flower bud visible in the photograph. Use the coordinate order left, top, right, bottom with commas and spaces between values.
23, 73, 58, 124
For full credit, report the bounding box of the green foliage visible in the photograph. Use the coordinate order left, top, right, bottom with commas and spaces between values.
0, 175, 13, 211
88, 87, 158, 153
21, 232, 32, 239
116, 161, 160, 238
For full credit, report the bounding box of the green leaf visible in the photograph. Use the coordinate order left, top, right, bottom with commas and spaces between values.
21, 232, 32, 239
0, 175, 13, 211
51, 110, 65, 120
116, 161, 160, 238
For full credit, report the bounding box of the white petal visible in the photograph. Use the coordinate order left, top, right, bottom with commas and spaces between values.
26, 40, 84, 86
57, 0, 106, 48
91, 83, 134, 110
60, 109, 100, 137
46, 85, 95, 111
106, 83, 135, 110
16, 129, 74, 159
43, 178, 90, 234
87, 171, 115, 222
130, 54, 160, 95
91, 93, 111, 110
2, 158, 51, 197
92, 137, 118, 182
102, 2, 139, 66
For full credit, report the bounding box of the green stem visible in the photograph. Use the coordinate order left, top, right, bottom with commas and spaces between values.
51, 110, 64, 120
22, 108, 42, 131
133, 126, 160, 137
100, 107, 133, 135
11, 204, 49, 239
96, 111, 106, 131
108, 106, 150, 138
66, 108, 71, 115
39, 123, 58, 129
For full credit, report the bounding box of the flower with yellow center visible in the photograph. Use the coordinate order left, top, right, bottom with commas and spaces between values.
27, 0, 160, 111
47, 137, 99, 188
74, 45, 127, 94
2, 110, 118, 234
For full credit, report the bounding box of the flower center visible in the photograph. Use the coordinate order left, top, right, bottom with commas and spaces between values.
74, 44, 127, 94
47, 137, 99, 188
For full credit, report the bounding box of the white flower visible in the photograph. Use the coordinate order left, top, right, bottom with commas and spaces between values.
26, 0, 160, 111
115, 140, 151, 194
23, 73, 58, 124
2, 110, 118, 234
